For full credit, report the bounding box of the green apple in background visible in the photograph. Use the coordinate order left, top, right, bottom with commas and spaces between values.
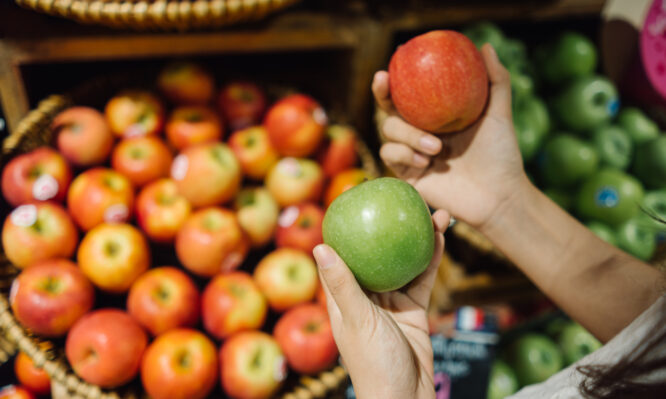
463, 22, 505, 52
535, 32, 598, 86
509, 65, 535, 103
544, 188, 572, 211
487, 360, 519, 399
576, 169, 644, 226
615, 217, 657, 261
539, 134, 599, 188
322, 177, 434, 292
514, 95, 550, 137
591, 125, 633, 170
586, 221, 617, 246
553, 76, 619, 132
499, 38, 528, 68
507, 333, 563, 386
513, 112, 544, 161
639, 190, 666, 241
617, 107, 660, 145
632, 136, 666, 189
544, 317, 571, 339
557, 322, 602, 366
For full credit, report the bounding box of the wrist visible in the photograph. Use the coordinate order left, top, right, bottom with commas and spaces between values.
478, 175, 535, 239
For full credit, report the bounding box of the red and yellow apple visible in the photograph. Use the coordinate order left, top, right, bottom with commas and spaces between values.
318, 125, 358, 177
324, 168, 369, 208
52, 106, 114, 167
218, 82, 267, 131
234, 187, 279, 248
228, 126, 279, 180
0, 385, 35, 399
14, 352, 50, 396
265, 157, 324, 207
157, 62, 215, 105
275, 202, 324, 254
105, 90, 165, 138
264, 94, 327, 157
135, 179, 191, 243
111, 136, 173, 188
166, 106, 223, 150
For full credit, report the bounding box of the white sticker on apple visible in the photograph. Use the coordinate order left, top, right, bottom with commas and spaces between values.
313, 107, 328, 126
278, 206, 299, 228
104, 204, 129, 223
9, 280, 19, 306
32, 174, 59, 201
171, 154, 189, 181
220, 251, 244, 273
10, 204, 37, 227
274, 356, 288, 382
125, 123, 147, 138
277, 157, 301, 177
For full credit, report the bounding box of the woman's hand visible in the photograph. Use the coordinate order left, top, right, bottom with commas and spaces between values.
376, 44, 528, 231
313, 210, 449, 399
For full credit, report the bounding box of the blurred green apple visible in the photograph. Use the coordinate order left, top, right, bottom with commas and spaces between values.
553, 76, 619, 132
487, 360, 519, 399
507, 333, 563, 387
576, 169, 644, 226
540, 134, 599, 188
463, 22, 505, 52
632, 136, 666, 189
591, 125, 632, 170
557, 322, 602, 366
535, 32, 598, 86
615, 217, 657, 261
617, 107, 659, 145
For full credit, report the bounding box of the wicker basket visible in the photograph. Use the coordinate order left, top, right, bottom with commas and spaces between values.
0, 92, 379, 398
14, 0, 301, 30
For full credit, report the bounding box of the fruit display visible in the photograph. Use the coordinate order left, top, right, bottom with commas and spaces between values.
0, 63, 372, 397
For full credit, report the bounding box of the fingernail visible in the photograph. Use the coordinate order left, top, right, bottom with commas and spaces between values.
313, 245, 336, 269
419, 136, 440, 153
413, 153, 429, 167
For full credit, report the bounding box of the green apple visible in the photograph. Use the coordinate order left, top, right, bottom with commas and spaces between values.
487, 360, 519, 399
539, 134, 599, 188
557, 322, 602, 366
632, 136, 666, 189
535, 32, 598, 86
507, 333, 563, 386
576, 169, 645, 226
510, 68, 535, 103
638, 190, 666, 240
617, 107, 660, 145
553, 76, 619, 132
322, 177, 434, 292
514, 95, 550, 137
513, 112, 544, 162
463, 22, 505, 52
498, 38, 528, 68
616, 217, 657, 261
591, 125, 633, 170
586, 221, 617, 246
544, 317, 570, 339
544, 188, 572, 211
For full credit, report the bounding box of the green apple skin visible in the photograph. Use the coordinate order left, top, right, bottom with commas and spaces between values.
639, 190, 666, 241
463, 22, 505, 52
514, 96, 550, 137
632, 136, 666, 189
557, 322, 602, 366
615, 217, 657, 261
540, 134, 599, 188
322, 177, 434, 292
513, 112, 543, 162
586, 221, 617, 246
535, 32, 598, 86
553, 76, 619, 132
576, 169, 645, 226
617, 107, 660, 145
507, 333, 563, 387
498, 39, 528, 68
591, 125, 633, 170
544, 188, 572, 212
487, 360, 519, 399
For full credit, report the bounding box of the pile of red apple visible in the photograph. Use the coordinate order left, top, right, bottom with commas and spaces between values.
1, 62, 372, 399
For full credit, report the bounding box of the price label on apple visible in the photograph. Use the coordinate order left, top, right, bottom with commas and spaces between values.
313, 107, 328, 126
220, 251, 244, 273
125, 123, 147, 138
278, 206, 300, 228
171, 154, 189, 181
595, 187, 620, 208
277, 158, 302, 177
104, 204, 129, 223
32, 174, 59, 201
274, 356, 288, 382
10, 204, 37, 227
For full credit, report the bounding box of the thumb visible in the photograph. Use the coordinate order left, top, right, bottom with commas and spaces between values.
481, 43, 512, 120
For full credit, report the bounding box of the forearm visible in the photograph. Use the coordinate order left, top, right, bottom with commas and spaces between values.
480, 179, 664, 342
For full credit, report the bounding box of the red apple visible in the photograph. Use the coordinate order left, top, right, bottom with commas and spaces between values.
0, 385, 35, 399
67, 167, 134, 231
2, 203, 77, 269
218, 82, 267, 131
264, 94, 327, 157
318, 125, 358, 177
265, 157, 324, 207
141, 328, 218, 399
274, 303, 338, 374
166, 106, 223, 150
111, 136, 173, 188
175, 207, 248, 277
65, 309, 147, 388
77, 223, 150, 293
52, 106, 114, 167
202, 272, 267, 340
127, 266, 200, 336
228, 126, 279, 180
14, 352, 51, 396
275, 202, 324, 254
157, 62, 215, 105
1, 147, 72, 207
324, 168, 369, 208
171, 143, 241, 208
234, 187, 279, 248
10, 258, 94, 337
253, 248, 318, 312
105, 90, 165, 138
315, 281, 327, 308
135, 179, 191, 243
389, 30, 489, 134
220, 331, 287, 399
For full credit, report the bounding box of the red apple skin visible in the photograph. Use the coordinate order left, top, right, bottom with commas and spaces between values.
253, 248, 318, 312
157, 62, 215, 105
264, 94, 327, 157
135, 179, 191, 243
315, 281, 327, 308
234, 187, 279, 248
175, 207, 249, 277
171, 143, 241, 208
318, 125, 358, 177
0, 385, 36, 399
2, 203, 78, 269
220, 331, 287, 399
166, 106, 224, 150
52, 106, 115, 167
105, 91, 165, 138
141, 328, 218, 399
111, 136, 173, 188
14, 352, 51, 396
389, 30, 489, 134
10, 258, 94, 337
65, 309, 148, 388
274, 303, 338, 374
265, 157, 324, 207
324, 168, 369, 208
67, 168, 134, 231
1, 147, 72, 207
77, 223, 150, 293
202, 272, 267, 340
275, 202, 324, 255
127, 266, 200, 336
218, 82, 267, 131
228, 126, 279, 180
